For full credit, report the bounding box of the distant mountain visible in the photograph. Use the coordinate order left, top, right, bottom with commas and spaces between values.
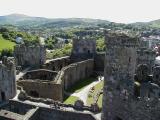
130, 19, 160, 29
0, 14, 51, 26
0, 14, 110, 28
147, 19, 160, 28
2, 13, 160, 30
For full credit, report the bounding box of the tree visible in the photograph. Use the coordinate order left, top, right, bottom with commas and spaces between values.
0, 49, 13, 59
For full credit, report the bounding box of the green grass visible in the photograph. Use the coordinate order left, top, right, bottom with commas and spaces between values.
0, 34, 16, 52
63, 96, 79, 105
66, 77, 96, 93
97, 94, 103, 108
87, 80, 104, 108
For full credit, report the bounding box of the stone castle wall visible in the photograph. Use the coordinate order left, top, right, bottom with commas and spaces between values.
42, 56, 70, 71
94, 53, 105, 72
22, 69, 58, 81
14, 44, 46, 68
57, 59, 94, 90
0, 57, 16, 102
36, 107, 97, 120
17, 69, 63, 102
0, 100, 97, 120
18, 81, 63, 101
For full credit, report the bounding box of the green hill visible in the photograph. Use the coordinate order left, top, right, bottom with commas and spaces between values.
0, 34, 16, 51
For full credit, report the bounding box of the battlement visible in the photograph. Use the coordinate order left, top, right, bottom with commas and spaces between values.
104, 30, 139, 47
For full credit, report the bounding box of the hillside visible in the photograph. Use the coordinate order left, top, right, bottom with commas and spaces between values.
148, 19, 160, 28
0, 14, 110, 28
0, 34, 16, 51
0, 14, 51, 27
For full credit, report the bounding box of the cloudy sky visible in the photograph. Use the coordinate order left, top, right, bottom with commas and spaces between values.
0, 0, 160, 23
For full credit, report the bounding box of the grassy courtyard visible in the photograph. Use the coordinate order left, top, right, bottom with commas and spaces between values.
0, 34, 16, 52
87, 80, 104, 108
63, 96, 80, 105
66, 77, 96, 93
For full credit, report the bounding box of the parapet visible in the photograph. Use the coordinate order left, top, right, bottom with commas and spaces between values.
104, 30, 139, 47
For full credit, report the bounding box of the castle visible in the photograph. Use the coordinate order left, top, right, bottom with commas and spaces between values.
0, 30, 160, 120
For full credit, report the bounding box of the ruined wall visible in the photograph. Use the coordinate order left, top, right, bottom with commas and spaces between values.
0, 57, 16, 102
0, 100, 97, 120
14, 44, 46, 68
37, 107, 97, 120
17, 80, 63, 102
102, 31, 139, 120
71, 37, 96, 62
57, 59, 94, 90
94, 53, 105, 72
0, 100, 38, 120
42, 56, 70, 71
22, 69, 58, 81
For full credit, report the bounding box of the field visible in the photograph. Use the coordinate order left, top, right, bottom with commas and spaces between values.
0, 34, 16, 52
66, 77, 96, 93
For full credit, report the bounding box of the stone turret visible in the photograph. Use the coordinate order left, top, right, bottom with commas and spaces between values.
14, 44, 46, 68
0, 57, 16, 102
137, 48, 156, 73
102, 31, 139, 120
71, 36, 96, 62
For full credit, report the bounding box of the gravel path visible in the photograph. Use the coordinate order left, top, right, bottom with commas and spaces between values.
71, 76, 104, 105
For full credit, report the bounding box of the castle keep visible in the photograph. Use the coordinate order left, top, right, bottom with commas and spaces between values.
0, 57, 16, 102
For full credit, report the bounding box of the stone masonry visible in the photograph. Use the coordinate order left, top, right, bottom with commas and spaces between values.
102, 31, 160, 120
71, 36, 96, 62
102, 31, 138, 120
14, 44, 46, 68
0, 57, 16, 102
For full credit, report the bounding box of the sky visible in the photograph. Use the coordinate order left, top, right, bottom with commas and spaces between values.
0, 0, 160, 23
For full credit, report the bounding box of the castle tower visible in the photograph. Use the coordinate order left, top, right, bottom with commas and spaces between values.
14, 44, 46, 68
102, 31, 139, 120
0, 57, 16, 102
136, 48, 156, 73
70, 36, 96, 62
